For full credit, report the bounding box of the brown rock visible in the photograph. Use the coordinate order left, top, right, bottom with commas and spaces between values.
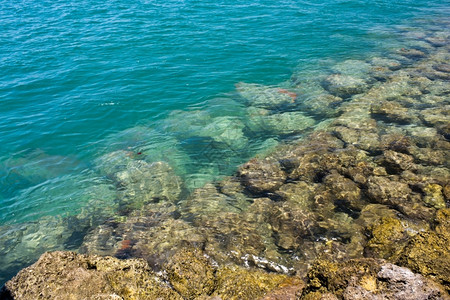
238, 158, 286, 194
0, 251, 182, 300
367, 176, 411, 206
324, 172, 364, 211
303, 258, 448, 300
395, 231, 450, 292
380, 150, 416, 174
165, 248, 216, 299
371, 100, 418, 124
323, 74, 368, 98
212, 265, 290, 300
397, 48, 427, 59
259, 277, 305, 300
364, 217, 409, 259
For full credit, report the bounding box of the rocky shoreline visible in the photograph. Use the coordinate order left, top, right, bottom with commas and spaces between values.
1, 21, 450, 300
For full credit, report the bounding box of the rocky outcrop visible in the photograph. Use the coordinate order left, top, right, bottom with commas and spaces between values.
0, 250, 304, 300
302, 258, 449, 300
0, 251, 182, 300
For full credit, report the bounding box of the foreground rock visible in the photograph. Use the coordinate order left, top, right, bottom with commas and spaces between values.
0, 250, 303, 300
0, 251, 182, 300
302, 258, 449, 300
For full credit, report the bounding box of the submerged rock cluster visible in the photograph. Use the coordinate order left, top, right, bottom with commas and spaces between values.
2, 21, 450, 300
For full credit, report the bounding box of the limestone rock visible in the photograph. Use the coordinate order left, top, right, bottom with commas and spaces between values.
236, 82, 296, 109
113, 160, 183, 212
323, 74, 368, 98
423, 184, 446, 209
165, 248, 215, 299
238, 158, 286, 194
332, 59, 372, 78
371, 100, 418, 124
0, 251, 182, 300
212, 265, 290, 300
199, 116, 248, 149
395, 231, 450, 291
323, 172, 363, 211
303, 258, 448, 300
397, 48, 427, 60
380, 150, 416, 174
344, 263, 448, 300
364, 217, 409, 259
367, 176, 411, 206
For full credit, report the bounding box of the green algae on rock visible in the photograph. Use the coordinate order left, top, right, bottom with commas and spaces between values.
0, 250, 305, 300
165, 248, 216, 299
0, 251, 182, 300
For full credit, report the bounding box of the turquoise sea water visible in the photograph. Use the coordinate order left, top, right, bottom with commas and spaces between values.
0, 0, 448, 283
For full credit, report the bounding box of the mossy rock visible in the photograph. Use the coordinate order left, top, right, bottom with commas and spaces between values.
302, 258, 448, 299
395, 210, 450, 292
423, 184, 446, 209
365, 217, 409, 259
165, 248, 216, 299
436, 208, 450, 236
304, 258, 380, 297
212, 265, 291, 300
1, 251, 182, 300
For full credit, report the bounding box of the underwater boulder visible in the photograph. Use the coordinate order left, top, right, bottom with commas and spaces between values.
198, 116, 248, 149
235, 82, 297, 109
238, 158, 286, 194
332, 59, 372, 78
322, 74, 368, 98
113, 160, 183, 212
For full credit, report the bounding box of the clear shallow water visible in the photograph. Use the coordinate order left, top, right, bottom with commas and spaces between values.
0, 0, 448, 284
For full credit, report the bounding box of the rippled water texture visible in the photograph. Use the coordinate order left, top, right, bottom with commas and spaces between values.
0, 0, 449, 284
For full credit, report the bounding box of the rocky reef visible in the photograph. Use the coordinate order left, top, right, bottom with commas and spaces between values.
1, 20, 450, 300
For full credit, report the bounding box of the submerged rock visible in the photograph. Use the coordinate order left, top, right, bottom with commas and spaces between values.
371, 100, 419, 124
248, 110, 316, 135
332, 59, 372, 78
113, 160, 182, 212
301, 93, 343, 118
364, 217, 409, 259
199, 116, 248, 149
397, 47, 427, 60
238, 158, 286, 194
235, 82, 297, 109
81, 202, 205, 270
370, 57, 402, 71
422, 184, 446, 209
322, 74, 368, 98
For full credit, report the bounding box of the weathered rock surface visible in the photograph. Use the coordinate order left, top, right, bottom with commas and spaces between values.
238, 158, 286, 194
0, 251, 182, 300
323, 74, 368, 98
303, 258, 449, 300
0, 250, 304, 300
165, 248, 215, 299
236, 82, 297, 109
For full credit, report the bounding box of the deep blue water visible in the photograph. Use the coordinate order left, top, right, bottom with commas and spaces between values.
0, 0, 448, 283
